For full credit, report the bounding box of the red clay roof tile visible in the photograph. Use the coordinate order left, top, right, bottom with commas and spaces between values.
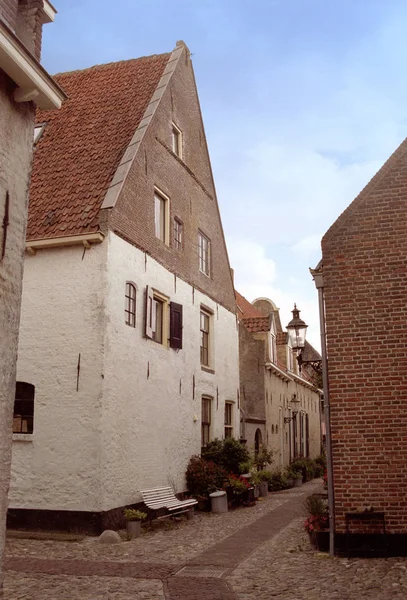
28, 54, 170, 241
241, 316, 270, 333
235, 290, 263, 318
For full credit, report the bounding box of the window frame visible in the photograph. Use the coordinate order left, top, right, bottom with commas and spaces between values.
224, 401, 233, 439
145, 286, 169, 347
173, 217, 183, 250
125, 282, 137, 327
201, 396, 212, 447
154, 188, 170, 245
198, 230, 211, 276
13, 382, 35, 435
172, 123, 183, 159
200, 308, 211, 367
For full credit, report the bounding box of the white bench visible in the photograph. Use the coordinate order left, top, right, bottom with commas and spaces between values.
140, 487, 197, 519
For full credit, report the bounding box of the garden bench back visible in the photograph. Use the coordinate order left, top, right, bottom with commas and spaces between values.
140, 487, 197, 515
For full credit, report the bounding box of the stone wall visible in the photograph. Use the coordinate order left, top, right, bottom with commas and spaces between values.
0, 68, 35, 593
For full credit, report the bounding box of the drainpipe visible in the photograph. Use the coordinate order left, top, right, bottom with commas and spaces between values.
310, 266, 335, 557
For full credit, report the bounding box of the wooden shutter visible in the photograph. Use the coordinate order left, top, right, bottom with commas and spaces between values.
170, 302, 183, 349
145, 286, 154, 339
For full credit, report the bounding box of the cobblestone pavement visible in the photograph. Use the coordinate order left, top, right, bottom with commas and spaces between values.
4, 480, 407, 599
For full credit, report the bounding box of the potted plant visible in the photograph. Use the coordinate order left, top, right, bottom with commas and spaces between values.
124, 509, 147, 540
303, 494, 329, 551
286, 466, 302, 487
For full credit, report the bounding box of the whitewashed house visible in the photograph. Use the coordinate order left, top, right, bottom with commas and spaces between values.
9, 42, 240, 532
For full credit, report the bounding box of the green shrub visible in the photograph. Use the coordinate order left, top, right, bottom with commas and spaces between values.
266, 469, 290, 491
124, 509, 147, 521
304, 494, 328, 517
253, 447, 273, 471
202, 438, 250, 475
186, 455, 228, 497
314, 454, 326, 477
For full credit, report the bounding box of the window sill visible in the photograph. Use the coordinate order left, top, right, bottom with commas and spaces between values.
201, 366, 215, 374
12, 434, 33, 442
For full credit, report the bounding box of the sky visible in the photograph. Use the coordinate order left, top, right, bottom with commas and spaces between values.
41, 0, 407, 349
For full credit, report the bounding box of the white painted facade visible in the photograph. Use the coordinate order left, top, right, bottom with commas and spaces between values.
10, 231, 240, 512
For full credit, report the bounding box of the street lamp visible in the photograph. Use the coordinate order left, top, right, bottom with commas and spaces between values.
284, 393, 301, 424
286, 304, 308, 351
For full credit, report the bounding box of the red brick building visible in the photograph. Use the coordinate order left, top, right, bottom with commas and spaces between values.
319, 140, 407, 555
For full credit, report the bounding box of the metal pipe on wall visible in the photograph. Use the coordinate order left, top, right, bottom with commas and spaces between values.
311, 267, 335, 556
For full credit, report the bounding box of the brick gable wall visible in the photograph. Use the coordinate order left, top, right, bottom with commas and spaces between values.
107, 49, 236, 313
322, 138, 407, 534
0, 0, 18, 30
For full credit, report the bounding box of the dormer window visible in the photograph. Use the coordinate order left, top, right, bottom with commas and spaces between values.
172, 123, 182, 158
33, 123, 46, 145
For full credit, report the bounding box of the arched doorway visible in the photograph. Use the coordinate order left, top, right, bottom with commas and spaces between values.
254, 428, 262, 455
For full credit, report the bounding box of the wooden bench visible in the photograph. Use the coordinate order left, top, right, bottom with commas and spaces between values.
140, 487, 197, 520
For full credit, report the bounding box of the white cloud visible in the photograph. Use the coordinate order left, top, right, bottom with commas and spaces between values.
228, 236, 321, 351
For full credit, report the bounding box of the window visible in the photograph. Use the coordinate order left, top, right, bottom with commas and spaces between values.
173, 218, 183, 250
270, 333, 277, 363
33, 123, 46, 145
198, 231, 210, 276
145, 286, 169, 345
125, 282, 136, 327
224, 402, 233, 438
154, 191, 169, 243
152, 297, 164, 343
200, 309, 211, 366
169, 302, 183, 349
172, 123, 182, 158
201, 396, 212, 446
287, 342, 294, 371
13, 382, 35, 434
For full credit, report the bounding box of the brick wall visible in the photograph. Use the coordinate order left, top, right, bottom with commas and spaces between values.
239, 324, 266, 421
107, 49, 236, 314
322, 139, 407, 534
0, 0, 18, 30
15, 0, 44, 59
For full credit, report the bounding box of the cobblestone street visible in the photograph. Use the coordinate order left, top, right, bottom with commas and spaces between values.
4, 480, 407, 599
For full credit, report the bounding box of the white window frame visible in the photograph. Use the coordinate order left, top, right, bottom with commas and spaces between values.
154, 189, 170, 245
172, 123, 182, 159
173, 217, 183, 250
198, 231, 211, 276
200, 307, 212, 368
224, 401, 233, 439
146, 286, 169, 346
201, 396, 212, 447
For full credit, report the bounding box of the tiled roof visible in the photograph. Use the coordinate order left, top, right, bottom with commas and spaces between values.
28, 53, 170, 241
241, 316, 270, 333
302, 340, 322, 362
235, 291, 263, 318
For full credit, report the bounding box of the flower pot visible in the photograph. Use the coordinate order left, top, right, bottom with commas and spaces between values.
254, 484, 260, 499
315, 530, 329, 552
259, 481, 268, 497
126, 520, 141, 540
294, 477, 303, 487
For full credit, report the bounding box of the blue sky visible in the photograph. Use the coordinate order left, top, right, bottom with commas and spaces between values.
42, 0, 407, 348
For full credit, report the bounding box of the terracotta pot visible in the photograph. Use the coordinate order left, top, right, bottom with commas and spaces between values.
126, 520, 141, 540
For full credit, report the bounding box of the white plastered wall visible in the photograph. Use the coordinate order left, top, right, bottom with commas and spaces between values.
100, 232, 240, 511
10, 242, 107, 511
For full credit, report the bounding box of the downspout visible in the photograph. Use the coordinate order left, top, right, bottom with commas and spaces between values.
310, 265, 335, 557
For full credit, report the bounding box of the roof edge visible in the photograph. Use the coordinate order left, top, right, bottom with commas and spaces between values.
322, 136, 407, 246
100, 42, 188, 211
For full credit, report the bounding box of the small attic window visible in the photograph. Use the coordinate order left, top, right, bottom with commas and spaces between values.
33, 123, 46, 145
172, 123, 182, 158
